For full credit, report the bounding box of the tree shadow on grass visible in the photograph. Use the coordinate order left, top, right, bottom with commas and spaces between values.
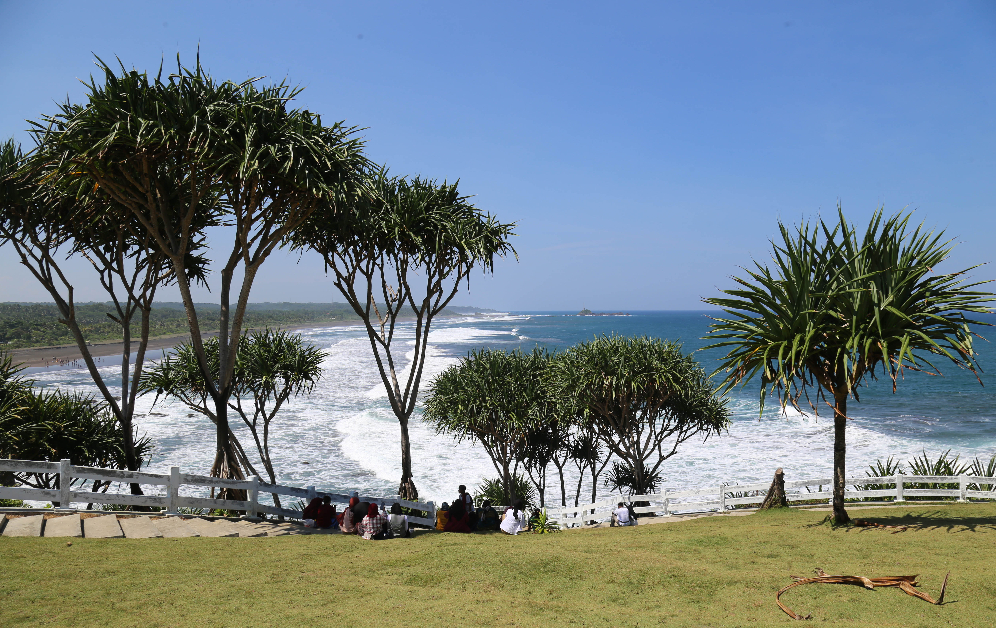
852, 510, 996, 533
803, 510, 996, 533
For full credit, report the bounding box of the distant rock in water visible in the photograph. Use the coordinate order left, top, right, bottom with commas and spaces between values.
578, 308, 630, 316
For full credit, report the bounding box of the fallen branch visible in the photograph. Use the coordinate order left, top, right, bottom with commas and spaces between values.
776, 568, 949, 620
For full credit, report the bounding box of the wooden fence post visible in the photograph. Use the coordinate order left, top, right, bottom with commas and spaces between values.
167, 466, 180, 514
958, 474, 968, 502
662, 489, 670, 517
249, 476, 260, 518
895, 474, 905, 502
719, 485, 726, 511
58, 459, 72, 509
307, 486, 316, 504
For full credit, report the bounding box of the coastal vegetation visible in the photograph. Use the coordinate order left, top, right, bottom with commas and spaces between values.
138, 329, 324, 506
425, 337, 729, 507
705, 208, 994, 524
1, 53, 510, 498
0, 353, 148, 501
0, 302, 423, 350
2, 504, 994, 627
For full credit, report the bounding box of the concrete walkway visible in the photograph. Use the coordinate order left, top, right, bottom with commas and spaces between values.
0, 513, 336, 539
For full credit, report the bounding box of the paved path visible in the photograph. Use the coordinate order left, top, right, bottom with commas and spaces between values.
0, 513, 342, 539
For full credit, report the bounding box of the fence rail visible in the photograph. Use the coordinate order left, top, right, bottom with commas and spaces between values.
546, 473, 996, 526
0, 459, 437, 527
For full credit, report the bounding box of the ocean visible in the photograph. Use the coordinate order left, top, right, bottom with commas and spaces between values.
25, 311, 996, 507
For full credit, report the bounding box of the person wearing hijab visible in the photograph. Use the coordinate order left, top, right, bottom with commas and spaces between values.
302, 497, 322, 521
478, 500, 500, 530
443, 499, 472, 533
500, 499, 529, 535
389, 502, 410, 538
435, 502, 450, 531
315, 496, 337, 529
358, 502, 389, 540
339, 496, 359, 534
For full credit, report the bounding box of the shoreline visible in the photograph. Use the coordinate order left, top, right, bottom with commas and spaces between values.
8, 319, 369, 369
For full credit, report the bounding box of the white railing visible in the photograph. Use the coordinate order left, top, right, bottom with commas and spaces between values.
546, 474, 996, 526
0, 459, 437, 528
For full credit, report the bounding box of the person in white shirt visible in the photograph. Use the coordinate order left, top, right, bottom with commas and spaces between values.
500, 498, 529, 535
611, 502, 636, 527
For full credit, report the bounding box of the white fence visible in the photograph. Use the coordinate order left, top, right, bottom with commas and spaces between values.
0, 458, 437, 527
546, 474, 996, 526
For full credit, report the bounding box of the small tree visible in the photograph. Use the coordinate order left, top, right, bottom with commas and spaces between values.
293, 170, 514, 499
423, 348, 545, 505
705, 208, 993, 524
140, 329, 322, 506
552, 335, 729, 497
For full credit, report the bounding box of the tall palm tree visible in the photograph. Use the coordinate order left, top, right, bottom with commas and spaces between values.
705, 207, 993, 524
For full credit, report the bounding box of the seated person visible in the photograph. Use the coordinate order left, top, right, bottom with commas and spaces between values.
315, 496, 338, 529
302, 497, 322, 521
339, 496, 359, 534
358, 503, 389, 540
477, 500, 500, 530
610, 502, 636, 527
443, 500, 472, 533
388, 502, 410, 538
435, 502, 450, 531
353, 501, 371, 530
499, 499, 529, 535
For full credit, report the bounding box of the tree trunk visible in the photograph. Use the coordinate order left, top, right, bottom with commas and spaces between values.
760, 467, 788, 509
502, 461, 514, 506
397, 415, 418, 501
210, 398, 247, 501
832, 394, 850, 525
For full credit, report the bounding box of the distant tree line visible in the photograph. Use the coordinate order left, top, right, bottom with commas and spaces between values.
0, 301, 464, 349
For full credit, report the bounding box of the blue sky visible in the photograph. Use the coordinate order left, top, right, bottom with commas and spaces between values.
1, 1, 993, 310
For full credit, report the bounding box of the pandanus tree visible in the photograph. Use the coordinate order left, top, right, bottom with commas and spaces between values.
0, 140, 184, 494
704, 208, 993, 524
292, 170, 515, 500
423, 348, 547, 506
139, 329, 323, 506
551, 335, 729, 497
34, 56, 365, 488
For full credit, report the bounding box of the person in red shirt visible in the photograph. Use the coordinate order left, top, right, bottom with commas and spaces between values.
315, 496, 337, 529
443, 499, 472, 533
302, 497, 322, 521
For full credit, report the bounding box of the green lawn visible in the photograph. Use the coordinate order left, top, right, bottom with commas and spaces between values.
2, 504, 993, 627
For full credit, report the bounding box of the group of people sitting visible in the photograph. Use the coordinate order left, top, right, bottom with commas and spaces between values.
302, 483, 589, 539
302, 493, 411, 540
434, 485, 533, 536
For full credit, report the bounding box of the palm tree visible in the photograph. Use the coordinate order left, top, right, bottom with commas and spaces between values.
550, 335, 729, 498
140, 330, 323, 506
423, 348, 547, 505
293, 170, 515, 500
34, 56, 365, 489
704, 207, 993, 524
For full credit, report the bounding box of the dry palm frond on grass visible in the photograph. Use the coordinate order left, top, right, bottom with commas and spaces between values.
776, 567, 949, 620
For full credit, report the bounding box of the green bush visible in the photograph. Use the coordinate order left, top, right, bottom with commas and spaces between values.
474, 474, 536, 509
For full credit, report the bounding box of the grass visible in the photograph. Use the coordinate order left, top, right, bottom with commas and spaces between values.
2, 504, 994, 627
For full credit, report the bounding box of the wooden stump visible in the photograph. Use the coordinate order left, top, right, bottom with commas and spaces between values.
760, 467, 788, 509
